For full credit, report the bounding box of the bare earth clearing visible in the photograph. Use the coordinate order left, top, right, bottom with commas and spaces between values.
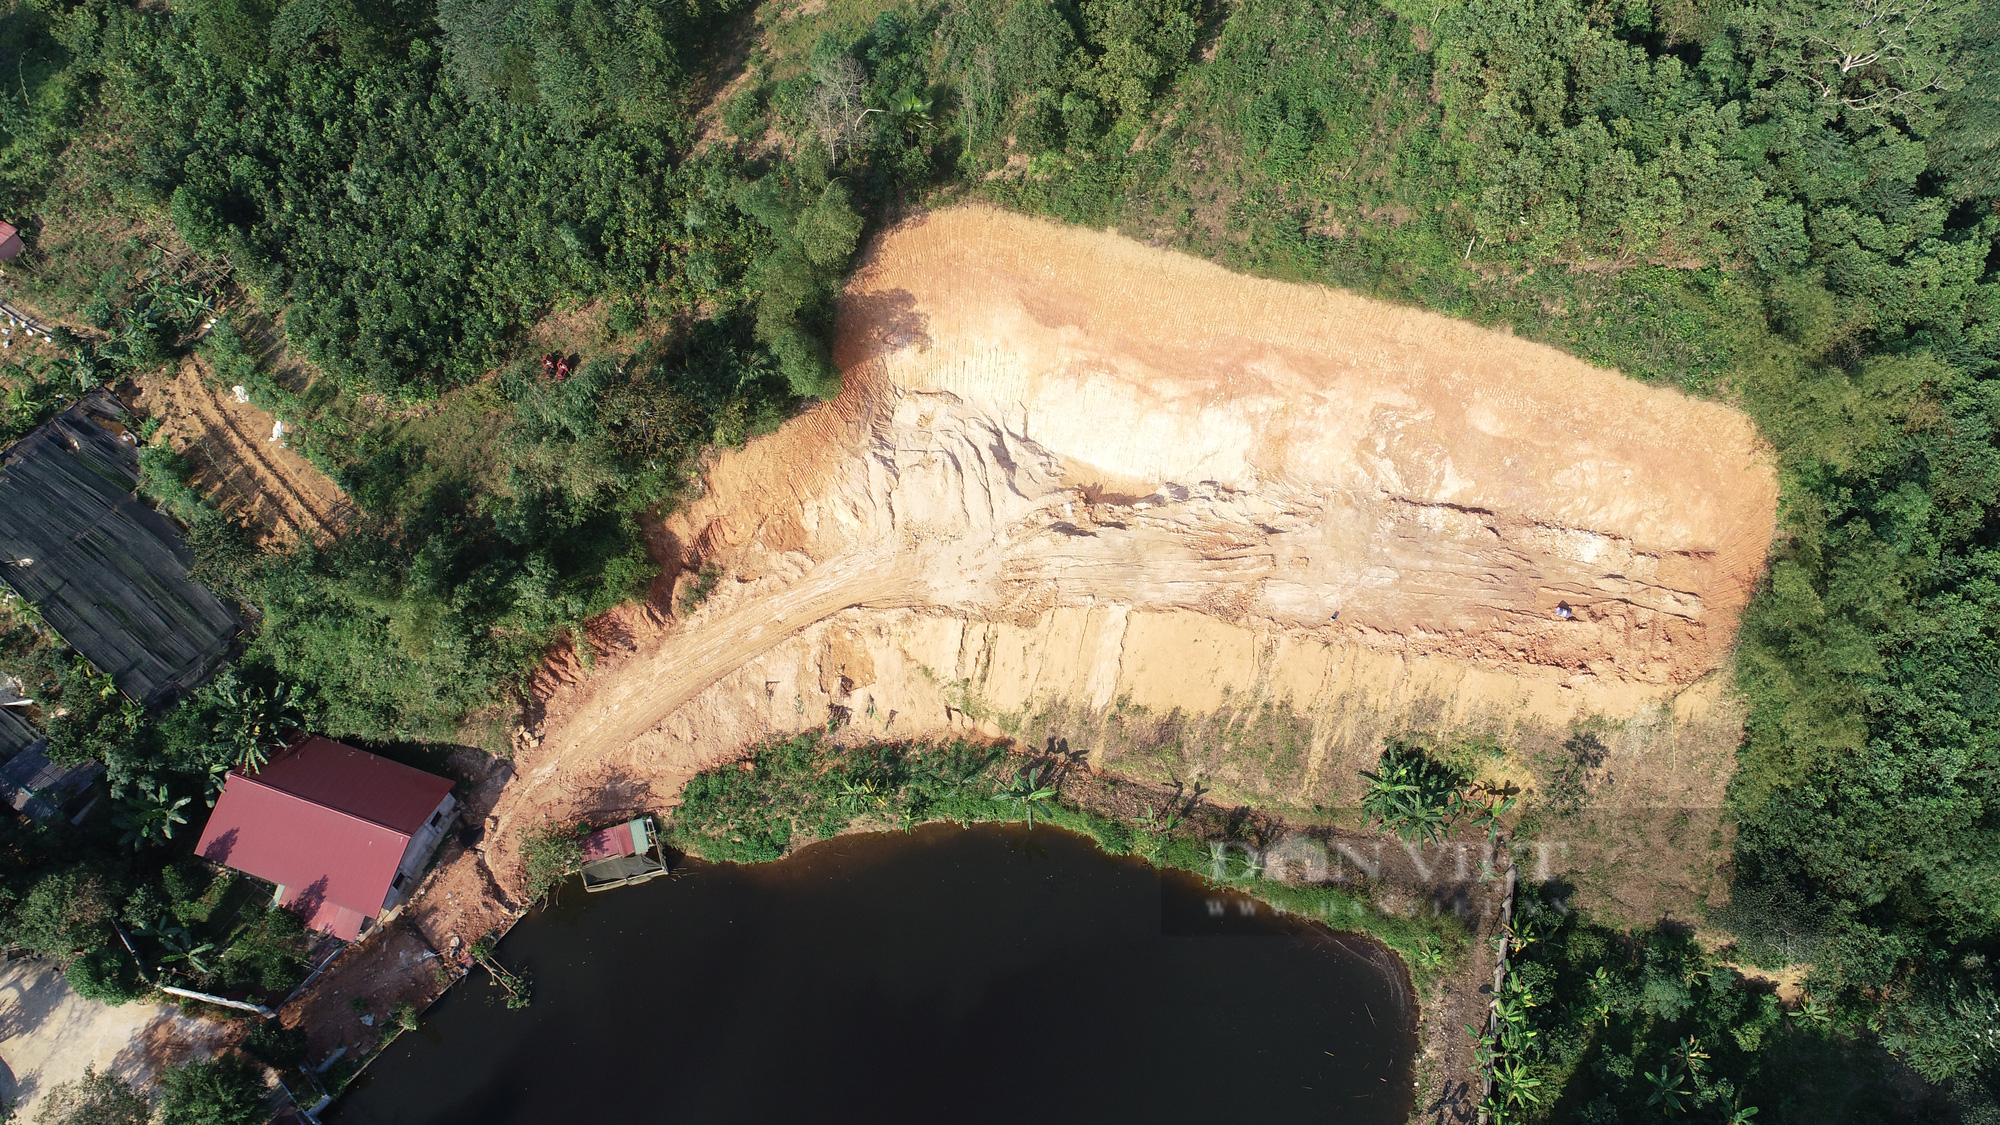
501, 204, 1775, 868
130, 359, 350, 546
286, 208, 1778, 1119
0, 959, 229, 1121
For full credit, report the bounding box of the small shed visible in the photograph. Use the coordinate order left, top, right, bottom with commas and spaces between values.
0, 391, 240, 706
0, 710, 102, 821
0, 222, 20, 261
579, 817, 668, 891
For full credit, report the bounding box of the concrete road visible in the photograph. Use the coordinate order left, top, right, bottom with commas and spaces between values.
0, 958, 225, 1118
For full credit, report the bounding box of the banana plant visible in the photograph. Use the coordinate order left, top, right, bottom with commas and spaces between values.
1643, 1063, 1690, 1115
837, 778, 884, 810
198, 759, 231, 807
992, 764, 1058, 829
1359, 741, 1464, 843
142, 275, 220, 329
1492, 1058, 1543, 1107
157, 932, 217, 975
1496, 1021, 1538, 1054
1791, 993, 1834, 1027
1469, 780, 1520, 845
1673, 1035, 1710, 1076
1501, 971, 1541, 1008
1507, 910, 1545, 951
892, 90, 934, 137
1408, 940, 1446, 975
139, 916, 215, 975
1465, 1023, 1498, 1069
1492, 992, 1530, 1028
116, 783, 191, 850
211, 674, 303, 773
1134, 802, 1183, 834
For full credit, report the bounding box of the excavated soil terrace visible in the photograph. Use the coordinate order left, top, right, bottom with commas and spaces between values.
493, 206, 1777, 862
130, 359, 350, 546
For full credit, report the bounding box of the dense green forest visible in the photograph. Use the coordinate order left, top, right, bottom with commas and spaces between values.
1, 0, 1997, 1115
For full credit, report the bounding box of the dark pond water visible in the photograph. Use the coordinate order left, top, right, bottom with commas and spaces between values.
334, 823, 1417, 1124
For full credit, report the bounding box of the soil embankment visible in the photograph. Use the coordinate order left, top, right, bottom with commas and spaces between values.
291, 208, 1779, 1107
497, 205, 1776, 872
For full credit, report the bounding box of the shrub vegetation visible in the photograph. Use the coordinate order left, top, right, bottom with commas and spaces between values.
669, 730, 1465, 984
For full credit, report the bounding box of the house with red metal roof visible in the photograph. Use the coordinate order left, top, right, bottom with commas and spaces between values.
0, 222, 21, 261
194, 737, 459, 940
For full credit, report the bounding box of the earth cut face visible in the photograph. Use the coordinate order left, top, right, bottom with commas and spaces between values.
822, 205, 1776, 686
493, 206, 1778, 907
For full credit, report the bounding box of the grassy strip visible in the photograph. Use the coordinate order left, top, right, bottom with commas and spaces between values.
666, 729, 1466, 987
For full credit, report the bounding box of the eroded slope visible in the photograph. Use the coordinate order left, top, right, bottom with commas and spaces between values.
489, 207, 1777, 893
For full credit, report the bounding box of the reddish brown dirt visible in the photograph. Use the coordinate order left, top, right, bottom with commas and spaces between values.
128, 359, 349, 546
282, 925, 446, 1060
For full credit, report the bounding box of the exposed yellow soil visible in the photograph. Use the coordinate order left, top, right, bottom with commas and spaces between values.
477, 204, 1775, 888
293, 208, 1780, 1099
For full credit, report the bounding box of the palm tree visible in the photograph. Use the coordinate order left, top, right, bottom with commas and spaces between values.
992, 765, 1058, 829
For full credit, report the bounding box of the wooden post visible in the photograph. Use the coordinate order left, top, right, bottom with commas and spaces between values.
155, 984, 277, 1018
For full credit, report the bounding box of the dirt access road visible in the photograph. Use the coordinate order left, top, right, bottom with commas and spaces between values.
0, 959, 230, 1120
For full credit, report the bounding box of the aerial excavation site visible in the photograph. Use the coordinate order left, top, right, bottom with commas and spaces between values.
0, 0, 1994, 1121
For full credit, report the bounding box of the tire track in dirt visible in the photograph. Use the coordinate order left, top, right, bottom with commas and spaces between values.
489, 555, 925, 861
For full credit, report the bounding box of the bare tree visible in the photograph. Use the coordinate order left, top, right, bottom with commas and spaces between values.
958, 47, 998, 149
805, 55, 868, 164
1795, 0, 1979, 113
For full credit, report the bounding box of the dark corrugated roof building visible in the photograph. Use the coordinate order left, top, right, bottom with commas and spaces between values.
0, 708, 103, 821
195, 737, 459, 940
0, 391, 239, 706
